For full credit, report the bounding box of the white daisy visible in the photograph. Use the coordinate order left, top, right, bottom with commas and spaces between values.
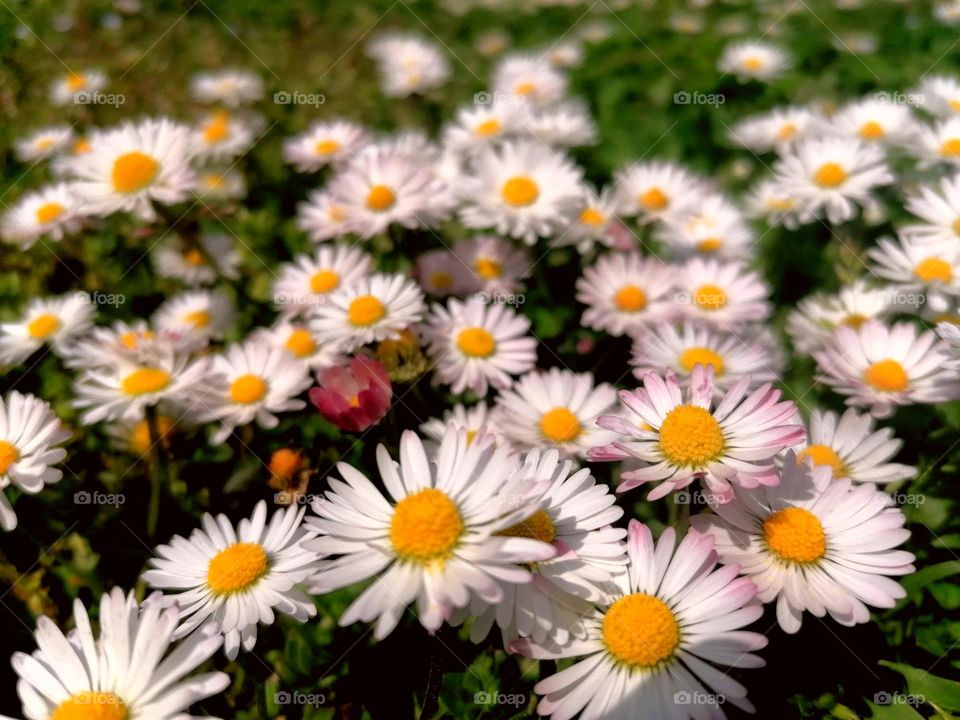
366, 32, 451, 97
413, 249, 474, 297
190, 109, 259, 161
938, 320, 960, 369
296, 189, 352, 242
829, 96, 918, 145
195, 166, 247, 200
152, 289, 235, 345
728, 106, 825, 153
916, 75, 960, 118
719, 40, 791, 81
902, 172, 960, 244
272, 244, 373, 316
256, 318, 345, 370
613, 161, 707, 222
744, 176, 803, 229
539, 39, 584, 69
452, 235, 531, 294
691, 454, 915, 633
49, 68, 107, 105
0, 293, 95, 367
654, 194, 757, 260
419, 401, 506, 447
2, 183, 84, 249
673, 257, 772, 330
190, 68, 263, 106
909, 117, 960, 167
282, 119, 371, 172
63, 319, 204, 371
524, 100, 598, 147
151, 232, 241, 286
490, 53, 568, 107
576, 252, 676, 336
441, 100, 531, 154
868, 234, 960, 303
558, 184, 621, 253
785, 280, 896, 354
14, 126, 75, 164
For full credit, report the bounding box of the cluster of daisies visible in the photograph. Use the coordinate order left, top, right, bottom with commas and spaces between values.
0, 16, 956, 720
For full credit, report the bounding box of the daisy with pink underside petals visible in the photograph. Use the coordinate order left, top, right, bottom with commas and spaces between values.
691, 454, 915, 633
589, 366, 804, 503
513, 519, 767, 720
673, 258, 772, 330
811, 320, 960, 418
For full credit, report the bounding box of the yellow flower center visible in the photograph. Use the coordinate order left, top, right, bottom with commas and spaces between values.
230, 374, 267, 404
284, 328, 316, 358
315, 139, 340, 155
27, 313, 60, 339
540, 407, 581, 443
119, 330, 154, 350
941, 138, 960, 157
742, 56, 764, 71
841, 313, 867, 329
697, 237, 723, 252
309, 269, 340, 294
813, 162, 847, 188
763, 507, 826, 564
776, 122, 797, 140
36, 202, 65, 224
950, 99, 960, 112
184, 310, 210, 328
0, 440, 19, 475
693, 284, 727, 310
204, 172, 225, 188
679, 347, 725, 375
366, 184, 396, 211
182, 248, 206, 266
474, 118, 502, 137
129, 415, 174, 456
347, 295, 386, 326
639, 187, 669, 211
579, 207, 606, 226
514, 81, 536, 95
390, 488, 464, 564
766, 197, 796, 211
457, 327, 497, 358
863, 359, 909, 392
914, 257, 953, 283
111, 151, 160, 193
51, 691, 129, 720
65, 73, 88, 92
497, 509, 556, 544
429, 271, 454, 290
602, 593, 680, 668
797, 444, 847, 479
614, 284, 647, 312
659, 404, 724, 467
859, 121, 885, 140
501, 176, 540, 207
207, 542, 269, 594
73, 138, 92, 155
474, 257, 503, 280
202, 114, 230, 144
120, 368, 171, 396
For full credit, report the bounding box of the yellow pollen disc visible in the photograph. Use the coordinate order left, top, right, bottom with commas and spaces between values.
579, 207, 605, 226
203, 117, 230, 144
36, 202, 65, 224
73, 138, 92, 155
602, 593, 680, 668
457, 327, 496, 358
182, 248, 205, 266
310, 269, 340, 294
514, 81, 536, 95
914, 257, 953, 283
284, 328, 316, 358
315, 139, 341, 155
207, 542, 268, 594
540, 407, 581, 443
859, 121, 885, 140
366, 184, 396, 211
130, 415, 174, 456
742, 56, 764, 71
120, 368, 171, 396
65, 73, 87, 92
390, 488, 464, 564
347, 295, 386, 326
658, 404, 724, 467
813, 162, 847, 188
763, 507, 826, 563
51, 691, 129, 720
269, 448, 303, 480
466, 429, 477, 444
941, 138, 960, 157
474, 118, 502, 137
639, 187, 669, 211
497, 509, 556, 544
501, 176, 540, 207
679, 347, 725, 375
27, 313, 60, 339
0, 440, 19, 475
950, 99, 960, 112
474, 257, 502, 280
111, 151, 160, 193
954, 218, 960, 236
841, 313, 867, 329
614, 284, 647, 312
697, 237, 723, 253
204, 173, 225, 188
184, 310, 210, 328
429, 271, 454, 290
797, 444, 847, 479
693, 284, 727, 310
329, 205, 347, 223
230, 374, 268, 404
119, 330, 154, 350
766, 197, 796, 211
863, 359, 909, 392
35, 139, 57, 153
776, 122, 797, 140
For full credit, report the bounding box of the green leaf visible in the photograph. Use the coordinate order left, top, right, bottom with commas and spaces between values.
867, 701, 924, 719
880, 661, 960, 712
901, 561, 960, 599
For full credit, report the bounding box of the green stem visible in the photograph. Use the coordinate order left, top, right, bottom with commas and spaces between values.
145, 405, 172, 539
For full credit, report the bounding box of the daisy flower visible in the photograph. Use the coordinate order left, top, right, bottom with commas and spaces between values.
442, 99, 531, 154
613, 161, 707, 222
195, 166, 247, 200
272, 244, 373, 316
419, 401, 506, 447
152, 289, 235, 345
539, 39, 584, 69
514, 520, 767, 720
13, 126, 75, 163
773, 137, 893, 224
0, 391, 69, 531
525, 100, 598, 148
916, 75, 960, 118
366, 32, 451, 97
785, 280, 896, 354
296, 189, 352, 242
282, 119, 371, 172
311, 272, 425, 352
0, 293, 95, 367
151, 232, 240, 286
812, 320, 960, 417
830, 95, 918, 145
719, 40, 791, 81
190, 68, 263, 106
673, 257, 772, 330
490, 53, 568, 107
868, 234, 960, 302
49, 68, 107, 105
414, 249, 474, 297
654, 194, 757, 260
8, 587, 229, 720
795, 407, 915, 484
936, 0, 960, 24
191, 109, 259, 161
423, 296, 538, 396
457, 139, 584, 245
938, 321, 960, 369
558, 184, 621, 253
728, 106, 824, 153
590, 366, 804, 503
2, 183, 84, 249
691, 454, 915, 633
64, 118, 197, 221
576, 252, 676, 336
909, 117, 960, 167
453, 235, 531, 294
197, 339, 311, 444
63, 319, 204, 371
494, 368, 619, 459
142, 500, 318, 659
743, 176, 803, 229
303, 428, 555, 639
105, 404, 179, 458
256, 319, 344, 370
453, 449, 627, 646
631, 322, 784, 394
902, 172, 960, 244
